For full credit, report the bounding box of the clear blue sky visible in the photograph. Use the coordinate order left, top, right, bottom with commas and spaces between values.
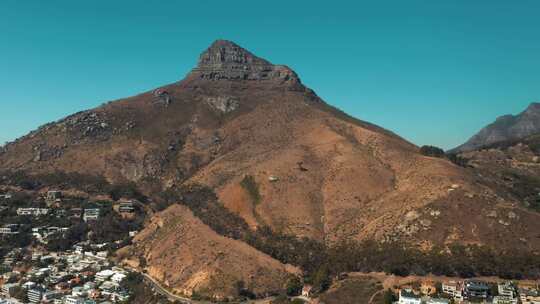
1, 1, 539, 149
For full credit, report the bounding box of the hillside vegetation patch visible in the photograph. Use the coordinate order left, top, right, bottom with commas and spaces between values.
240, 175, 262, 205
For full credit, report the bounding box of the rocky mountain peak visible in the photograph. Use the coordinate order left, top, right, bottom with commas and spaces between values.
452, 102, 540, 153
197, 40, 272, 68
189, 40, 300, 83
524, 102, 540, 115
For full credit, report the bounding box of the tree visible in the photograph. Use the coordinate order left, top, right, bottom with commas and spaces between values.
11, 286, 27, 302
311, 265, 331, 292
420, 145, 445, 158
383, 289, 396, 304
446, 153, 468, 167
286, 275, 303, 296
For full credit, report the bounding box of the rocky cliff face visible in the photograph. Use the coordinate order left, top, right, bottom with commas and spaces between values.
190, 40, 299, 83
452, 103, 540, 152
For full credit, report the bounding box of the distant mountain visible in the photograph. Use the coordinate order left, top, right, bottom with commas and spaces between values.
452, 102, 540, 153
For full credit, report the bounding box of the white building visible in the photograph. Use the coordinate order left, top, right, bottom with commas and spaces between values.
426, 298, 450, 304
95, 269, 115, 282
0, 224, 19, 235
493, 295, 518, 304
520, 288, 540, 304
1, 283, 19, 296
64, 295, 84, 304
499, 282, 516, 298
83, 208, 100, 222
16, 208, 49, 216
111, 272, 126, 284
442, 281, 463, 300
399, 289, 422, 304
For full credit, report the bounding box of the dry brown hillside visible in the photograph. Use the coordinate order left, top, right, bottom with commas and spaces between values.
120, 204, 298, 300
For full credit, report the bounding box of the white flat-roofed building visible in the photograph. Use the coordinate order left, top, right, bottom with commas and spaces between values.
83, 208, 100, 222
95, 269, 115, 282
16, 208, 49, 216
399, 289, 422, 304
0, 224, 19, 235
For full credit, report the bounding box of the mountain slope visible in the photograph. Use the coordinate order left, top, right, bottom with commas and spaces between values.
452, 102, 540, 153
1, 40, 538, 246
120, 204, 298, 300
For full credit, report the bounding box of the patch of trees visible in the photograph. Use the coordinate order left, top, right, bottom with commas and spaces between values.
498, 169, 540, 213
0, 233, 32, 250
10, 286, 27, 302
235, 280, 256, 300
420, 145, 446, 158
0, 170, 147, 202
326, 241, 540, 279
107, 182, 147, 202
121, 272, 169, 304
446, 153, 468, 167
418, 146, 468, 167
285, 275, 303, 296
88, 208, 144, 243
158, 184, 250, 239
46, 222, 88, 252
0, 170, 108, 192
240, 175, 261, 205
156, 184, 540, 296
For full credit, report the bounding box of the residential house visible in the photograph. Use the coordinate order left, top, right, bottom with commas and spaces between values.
70, 208, 83, 218
1, 283, 20, 296
95, 269, 114, 282
442, 281, 463, 300
42, 290, 63, 302
83, 208, 100, 222
27, 287, 44, 303
463, 280, 490, 300
520, 289, 540, 304
399, 289, 422, 304
64, 295, 85, 304
493, 296, 518, 304
17, 208, 50, 216
499, 281, 516, 298
46, 190, 62, 201
0, 224, 19, 235
426, 298, 450, 304
0, 193, 12, 200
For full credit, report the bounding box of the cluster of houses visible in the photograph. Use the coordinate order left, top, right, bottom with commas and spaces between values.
0, 191, 139, 241
0, 190, 143, 304
397, 279, 540, 304
0, 242, 132, 303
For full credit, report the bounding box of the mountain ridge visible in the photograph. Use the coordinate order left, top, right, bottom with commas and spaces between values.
452, 102, 540, 152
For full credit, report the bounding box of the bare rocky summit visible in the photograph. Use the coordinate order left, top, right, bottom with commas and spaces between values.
191, 40, 299, 83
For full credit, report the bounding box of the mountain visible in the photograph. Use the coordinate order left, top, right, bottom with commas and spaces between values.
452, 102, 540, 153
2, 40, 540, 299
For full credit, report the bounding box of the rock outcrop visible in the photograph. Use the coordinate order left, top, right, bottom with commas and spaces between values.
189, 40, 300, 84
